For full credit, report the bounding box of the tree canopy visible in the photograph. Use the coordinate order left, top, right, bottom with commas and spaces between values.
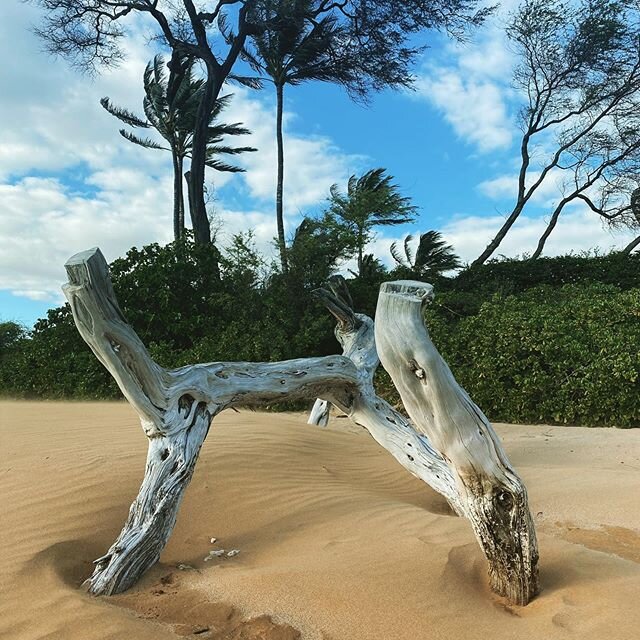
472, 0, 640, 265
32, 0, 493, 247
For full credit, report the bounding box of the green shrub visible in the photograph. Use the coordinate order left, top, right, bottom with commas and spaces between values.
426, 283, 640, 427
2, 240, 639, 427
451, 251, 640, 297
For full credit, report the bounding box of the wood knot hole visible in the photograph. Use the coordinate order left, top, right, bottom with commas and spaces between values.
408, 358, 426, 380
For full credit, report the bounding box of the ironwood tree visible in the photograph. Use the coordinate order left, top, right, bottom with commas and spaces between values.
32, 0, 493, 248
472, 0, 640, 265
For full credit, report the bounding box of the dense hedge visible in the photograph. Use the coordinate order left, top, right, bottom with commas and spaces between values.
2, 242, 639, 426
0, 237, 337, 401
452, 251, 640, 295
426, 284, 640, 428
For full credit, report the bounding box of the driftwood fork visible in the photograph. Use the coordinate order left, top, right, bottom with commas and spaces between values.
63, 248, 539, 605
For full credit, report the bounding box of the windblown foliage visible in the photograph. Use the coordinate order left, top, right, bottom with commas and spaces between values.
327, 168, 417, 276
2, 239, 639, 427
101, 55, 255, 240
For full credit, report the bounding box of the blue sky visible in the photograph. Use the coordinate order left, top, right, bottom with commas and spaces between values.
1, 0, 636, 329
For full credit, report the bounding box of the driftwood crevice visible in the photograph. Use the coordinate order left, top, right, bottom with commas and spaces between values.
63, 248, 539, 605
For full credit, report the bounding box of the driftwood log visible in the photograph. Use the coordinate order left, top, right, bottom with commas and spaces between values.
62, 248, 539, 605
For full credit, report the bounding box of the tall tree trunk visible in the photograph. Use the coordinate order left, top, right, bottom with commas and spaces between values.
623, 235, 640, 254
531, 199, 567, 259
185, 169, 195, 230
357, 229, 364, 277
472, 133, 533, 267
188, 62, 221, 246
472, 201, 525, 267
172, 151, 183, 241
185, 168, 220, 278
177, 157, 185, 239
275, 81, 288, 273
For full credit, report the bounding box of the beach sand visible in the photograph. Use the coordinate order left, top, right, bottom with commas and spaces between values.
1, 400, 639, 639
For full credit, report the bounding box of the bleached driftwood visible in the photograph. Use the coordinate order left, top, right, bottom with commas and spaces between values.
63, 249, 359, 595
376, 281, 538, 605
310, 278, 539, 605
63, 249, 538, 604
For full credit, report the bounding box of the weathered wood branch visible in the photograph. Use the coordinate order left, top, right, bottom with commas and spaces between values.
63, 250, 538, 605
308, 280, 462, 513
375, 281, 539, 605
63, 249, 360, 595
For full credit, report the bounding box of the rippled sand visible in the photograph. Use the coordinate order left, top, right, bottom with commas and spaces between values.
1, 401, 639, 639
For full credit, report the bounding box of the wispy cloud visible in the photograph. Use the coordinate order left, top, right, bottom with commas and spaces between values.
413, 9, 517, 153
416, 72, 512, 152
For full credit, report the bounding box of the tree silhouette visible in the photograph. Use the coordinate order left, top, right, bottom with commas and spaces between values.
327, 168, 417, 276
101, 55, 256, 241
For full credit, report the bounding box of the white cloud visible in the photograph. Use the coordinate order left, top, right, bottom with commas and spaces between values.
417, 72, 512, 152
223, 87, 364, 216
10, 290, 56, 302
414, 8, 518, 153
0, 176, 172, 300
440, 208, 637, 263
477, 174, 518, 199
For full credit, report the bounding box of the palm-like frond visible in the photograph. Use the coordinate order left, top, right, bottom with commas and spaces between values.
227, 74, 265, 90
329, 168, 417, 229
414, 231, 462, 274
206, 144, 257, 156
100, 97, 149, 128
119, 129, 166, 150
403, 234, 415, 266
389, 238, 409, 267
207, 123, 253, 139
143, 56, 170, 126
244, 0, 356, 88
101, 55, 255, 174
204, 159, 247, 172
348, 253, 384, 278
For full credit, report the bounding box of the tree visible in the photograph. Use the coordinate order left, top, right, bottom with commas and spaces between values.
240, 1, 362, 272
101, 55, 256, 241
33, 0, 492, 246
472, 0, 640, 266
390, 230, 461, 280
286, 215, 356, 286
0, 321, 26, 356
327, 168, 417, 276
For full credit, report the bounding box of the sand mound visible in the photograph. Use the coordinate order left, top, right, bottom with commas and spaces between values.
1, 401, 639, 639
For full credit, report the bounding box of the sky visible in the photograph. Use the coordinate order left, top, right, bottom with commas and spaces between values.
1, 0, 637, 329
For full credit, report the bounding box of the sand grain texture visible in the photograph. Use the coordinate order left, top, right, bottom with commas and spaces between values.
1, 401, 639, 639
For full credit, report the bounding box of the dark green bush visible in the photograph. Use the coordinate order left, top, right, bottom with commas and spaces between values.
2, 240, 639, 427
452, 251, 640, 297
426, 284, 640, 427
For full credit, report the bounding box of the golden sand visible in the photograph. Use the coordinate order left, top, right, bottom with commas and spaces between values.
1, 401, 639, 639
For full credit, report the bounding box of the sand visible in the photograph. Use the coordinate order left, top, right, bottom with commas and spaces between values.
1, 400, 640, 640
